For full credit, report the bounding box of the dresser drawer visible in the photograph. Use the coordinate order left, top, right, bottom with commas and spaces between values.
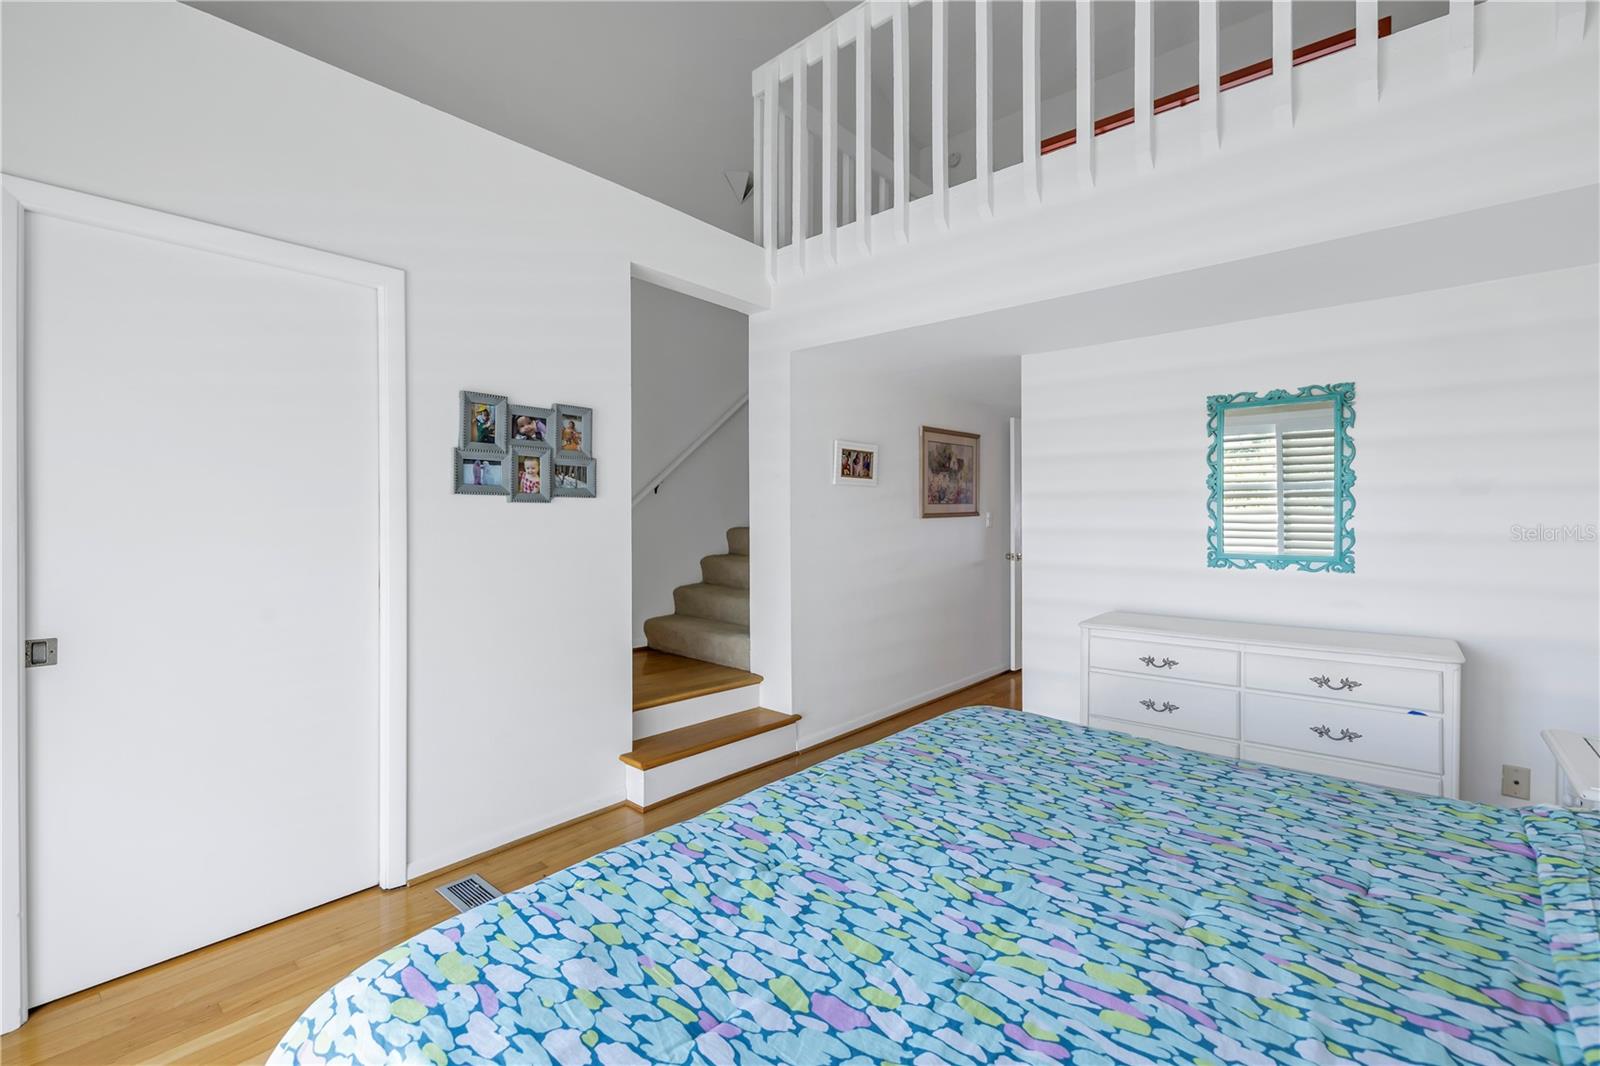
1244, 652, 1442, 712
1242, 692, 1442, 775
1090, 715, 1239, 759
1090, 636, 1239, 686
1088, 671, 1239, 739
1240, 744, 1442, 796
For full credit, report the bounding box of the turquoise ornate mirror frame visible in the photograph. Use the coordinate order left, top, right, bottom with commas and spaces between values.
1206, 383, 1355, 573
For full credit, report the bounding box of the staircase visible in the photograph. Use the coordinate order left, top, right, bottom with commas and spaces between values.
626, 526, 800, 809
642, 526, 750, 670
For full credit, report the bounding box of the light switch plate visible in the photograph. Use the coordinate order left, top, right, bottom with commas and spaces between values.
1501, 764, 1531, 801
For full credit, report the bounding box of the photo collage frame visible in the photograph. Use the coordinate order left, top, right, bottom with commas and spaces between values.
454, 391, 595, 502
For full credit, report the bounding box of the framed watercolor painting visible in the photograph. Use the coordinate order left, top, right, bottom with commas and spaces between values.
920, 426, 978, 518
832, 440, 879, 486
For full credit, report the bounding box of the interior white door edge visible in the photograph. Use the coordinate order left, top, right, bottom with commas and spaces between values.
1008, 416, 1022, 673
0, 174, 408, 1033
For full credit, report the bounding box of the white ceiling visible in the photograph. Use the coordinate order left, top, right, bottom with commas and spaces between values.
189, 1, 841, 237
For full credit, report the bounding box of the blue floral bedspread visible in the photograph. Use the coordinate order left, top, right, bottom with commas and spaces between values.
271, 706, 1600, 1065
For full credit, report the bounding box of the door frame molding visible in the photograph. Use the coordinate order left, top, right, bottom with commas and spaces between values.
0, 175, 410, 1032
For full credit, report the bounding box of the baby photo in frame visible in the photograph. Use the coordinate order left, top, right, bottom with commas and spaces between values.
555, 404, 592, 458
509, 404, 552, 445
460, 391, 508, 454
507, 443, 554, 503
454, 449, 508, 496
553, 456, 597, 499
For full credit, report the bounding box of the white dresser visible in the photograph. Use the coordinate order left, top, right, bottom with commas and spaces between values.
1080, 612, 1464, 798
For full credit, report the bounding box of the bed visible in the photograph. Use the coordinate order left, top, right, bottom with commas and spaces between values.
271, 706, 1599, 1065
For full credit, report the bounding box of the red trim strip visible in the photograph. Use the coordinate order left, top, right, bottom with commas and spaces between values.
1041, 17, 1392, 154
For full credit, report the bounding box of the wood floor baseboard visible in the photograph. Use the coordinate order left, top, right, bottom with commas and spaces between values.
409, 800, 631, 886
797, 667, 1016, 758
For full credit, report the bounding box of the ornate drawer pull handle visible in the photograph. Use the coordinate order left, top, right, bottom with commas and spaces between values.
1139, 699, 1179, 714
1310, 675, 1363, 691
1310, 724, 1363, 742
1139, 656, 1179, 669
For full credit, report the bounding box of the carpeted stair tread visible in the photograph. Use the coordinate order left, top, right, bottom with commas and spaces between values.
700, 553, 750, 590
673, 582, 750, 627
643, 614, 750, 671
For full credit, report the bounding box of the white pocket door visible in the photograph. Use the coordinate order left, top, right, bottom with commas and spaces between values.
14, 194, 399, 1008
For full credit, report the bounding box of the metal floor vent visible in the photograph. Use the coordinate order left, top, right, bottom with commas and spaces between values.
436, 873, 502, 913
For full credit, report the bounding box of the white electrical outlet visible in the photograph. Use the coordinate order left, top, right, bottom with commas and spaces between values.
1501, 764, 1531, 801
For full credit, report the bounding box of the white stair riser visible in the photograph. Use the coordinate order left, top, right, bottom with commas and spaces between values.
625, 724, 797, 809
633, 684, 762, 740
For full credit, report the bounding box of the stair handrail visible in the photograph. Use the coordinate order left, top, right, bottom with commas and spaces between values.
632, 392, 749, 508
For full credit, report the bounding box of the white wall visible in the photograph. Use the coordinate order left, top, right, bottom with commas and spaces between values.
1, 1, 765, 880
788, 353, 1018, 746
631, 280, 750, 644
1021, 266, 1600, 807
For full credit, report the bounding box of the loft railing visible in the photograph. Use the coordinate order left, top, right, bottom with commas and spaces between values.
749, 0, 1558, 282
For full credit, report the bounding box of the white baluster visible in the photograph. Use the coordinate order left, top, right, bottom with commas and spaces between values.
857, 6, 873, 253
777, 105, 789, 248
975, 0, 994, 215
842, 152, 854, 225
752, 92, 763, 247
1199, 0, 1220, 153
822, 27, 838, 264
1134, 0, 1154, 172
1448, 0, 1474, 78
932, 0, 950, 226
1023, 0, 1042, 201
1273, 0, 1293, 129
1355, 0, 1379, 105
1557, 0, 1586, 46
792, 54, 809, 273
765, 78, 780, 268
1075, 0, 1094, 186
892, 1, 910, 243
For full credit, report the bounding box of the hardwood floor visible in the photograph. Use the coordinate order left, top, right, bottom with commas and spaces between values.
1, 671, 1021, 1065
631, 647, 762, 711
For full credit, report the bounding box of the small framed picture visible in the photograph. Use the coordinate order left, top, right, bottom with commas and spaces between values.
509, 404, 553, 445
455, 449, 508, 496
920, 425, 979, 518
554, 404, 593, 458
832, 440, 879, 486
506, 443, 554, 503
460, 391, 508, 454
552, 455, 597, 499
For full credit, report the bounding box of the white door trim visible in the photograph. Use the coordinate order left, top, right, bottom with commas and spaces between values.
0, 175, 409, 1033
1008, 415, 1022, 673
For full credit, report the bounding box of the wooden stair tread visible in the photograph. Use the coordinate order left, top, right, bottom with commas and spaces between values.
633, 648, 762, 711
620, 708, 799, 770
